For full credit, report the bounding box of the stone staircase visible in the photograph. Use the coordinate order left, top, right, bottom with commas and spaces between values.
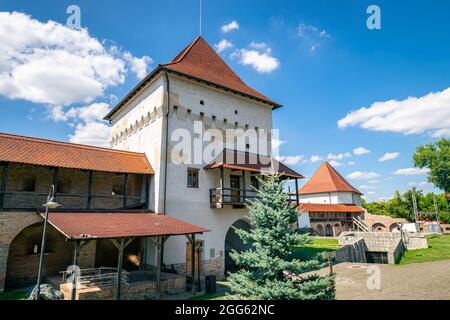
352, 217, 374, 232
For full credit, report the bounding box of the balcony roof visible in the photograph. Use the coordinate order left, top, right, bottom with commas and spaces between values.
41, 210, 209, 240
204, 149, 304, 179
299, 203, 365, 214
0, 132, 154, 175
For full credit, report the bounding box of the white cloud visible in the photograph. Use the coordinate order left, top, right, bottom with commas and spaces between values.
329, 160, 344, 167
327, 152, 351, 160
0, 12, 150, 107
393, 168, 430, 176
353, 147, 370, 155
407, 182, 417, 187
69, 121, 111, 147
379, 196, 393, 202
348, 161, 356, 166
310, 155, 323, 163
297, 23, 330, 52
367, 191, 376, 195
221, 21, 239, 33
214, 39, 233, 53
123, 52, 152, 79
272, 138, 286, 151
66, 102, 112, 147
275, 155, 304, 166
368, 179, 380, 184
418, 181, 431, 187
231, 47, 280, 73
249, 42, 271, 53
337, 87, 450, 138
347, 171, 380, 180
359, 185, 376, 190
379, 152, 400, 162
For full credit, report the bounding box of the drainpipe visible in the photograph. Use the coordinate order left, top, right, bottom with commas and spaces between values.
162, 71, 170, 214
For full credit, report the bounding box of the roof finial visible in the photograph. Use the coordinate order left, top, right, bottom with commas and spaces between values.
199, 0, 202, 35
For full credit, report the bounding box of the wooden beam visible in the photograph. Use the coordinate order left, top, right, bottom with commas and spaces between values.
145, 175, 150, 210
242, 170, 246, 204
52, 167, 59, 200
155, 236, 162, 300
71, 240, 80, 301
0, 162, 9, 210
220, 167, 224, 208
87, 171, 93, 209
295, 178, 299, 205
191, 234, 196, 295
123, 174, 129, 209
116, 238, 124, 300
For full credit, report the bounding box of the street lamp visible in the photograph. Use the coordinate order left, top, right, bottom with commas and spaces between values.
35, 185, 61, 300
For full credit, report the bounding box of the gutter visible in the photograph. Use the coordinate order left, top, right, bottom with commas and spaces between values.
162, 71, 170, 214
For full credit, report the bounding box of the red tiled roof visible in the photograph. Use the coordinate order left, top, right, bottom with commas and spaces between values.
299, 203, 365, 213
161, 36, 280, 107
104, 36, 280, 120
0, 133, 153, 175
204, 149, 304, 179
42, 211, 209, 240
299, 162, 362, 195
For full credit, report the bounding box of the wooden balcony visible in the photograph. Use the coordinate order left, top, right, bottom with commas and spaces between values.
209, 187, 299, 209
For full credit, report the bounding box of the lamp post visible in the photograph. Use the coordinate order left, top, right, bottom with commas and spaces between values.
35, 185, 61, 300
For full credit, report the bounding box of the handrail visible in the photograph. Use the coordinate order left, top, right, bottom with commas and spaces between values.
209, 187, 299, 207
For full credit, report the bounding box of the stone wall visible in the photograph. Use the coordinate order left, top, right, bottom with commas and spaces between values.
336, 237, 367, 263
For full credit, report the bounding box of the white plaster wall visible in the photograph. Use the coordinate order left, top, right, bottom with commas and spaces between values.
300, 192, 360, 205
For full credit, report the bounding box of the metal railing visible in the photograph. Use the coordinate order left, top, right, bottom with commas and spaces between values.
209, 188, 299, 207
60, 267, 129, 288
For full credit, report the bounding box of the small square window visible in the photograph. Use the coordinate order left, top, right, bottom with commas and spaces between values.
210, 248, 216, 259
21, 176, 36, 192
187, 168, 199, 188
234, 110, 238, 115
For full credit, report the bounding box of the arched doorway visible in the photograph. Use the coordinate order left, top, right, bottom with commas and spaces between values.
5, 222, 72, 290
390, 223, 400, 232
372, 223, 387, 232
224, 219, 252, 275
325, 224, 333, 237
316, 224, 324, 236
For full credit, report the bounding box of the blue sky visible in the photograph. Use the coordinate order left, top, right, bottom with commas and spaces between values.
0, 0, 449, 201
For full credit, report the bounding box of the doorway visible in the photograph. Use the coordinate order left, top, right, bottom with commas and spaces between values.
230, 175, 241, 205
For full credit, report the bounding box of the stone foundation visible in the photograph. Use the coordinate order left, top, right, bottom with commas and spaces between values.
59, 273, 186, 300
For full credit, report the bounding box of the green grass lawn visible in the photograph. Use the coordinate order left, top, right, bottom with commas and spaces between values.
399, 234, 450, 265
293, 237, 341, 260
190, 282, 232, 300
0, 291, 27, 300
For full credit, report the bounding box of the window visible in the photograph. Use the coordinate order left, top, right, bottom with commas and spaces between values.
251, 176, 259, 190
187, 168, 199, 188
21, 176, 36, 192
112, 175, 125, 195
57, 177, 71, 194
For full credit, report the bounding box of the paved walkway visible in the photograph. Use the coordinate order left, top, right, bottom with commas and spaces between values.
318, 260, 450, 300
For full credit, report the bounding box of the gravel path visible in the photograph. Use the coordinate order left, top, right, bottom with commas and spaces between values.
320, 260, 450, 300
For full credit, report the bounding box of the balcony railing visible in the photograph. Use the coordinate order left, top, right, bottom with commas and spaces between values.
209, 188, 299, 208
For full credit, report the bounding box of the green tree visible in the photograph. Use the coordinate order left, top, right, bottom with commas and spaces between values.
413, 138, 450, 200
227, 175, 335, 300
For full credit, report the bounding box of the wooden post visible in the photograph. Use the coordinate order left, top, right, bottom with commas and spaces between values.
295, 178, 299, 205
0, 162, 9, 209
242, 170, 246, 204
145, 175, 151, 210
220, 167, 224, 207
52, 167, 59, 200
87, 171, 93, 209
71, 240, 80, 301
116, 238, 125, 300
155, 236, 162, 300
191, 234, 196, 295
123, 174, 129, 209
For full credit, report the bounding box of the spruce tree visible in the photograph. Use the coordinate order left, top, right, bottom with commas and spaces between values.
227, 174, 335, 300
